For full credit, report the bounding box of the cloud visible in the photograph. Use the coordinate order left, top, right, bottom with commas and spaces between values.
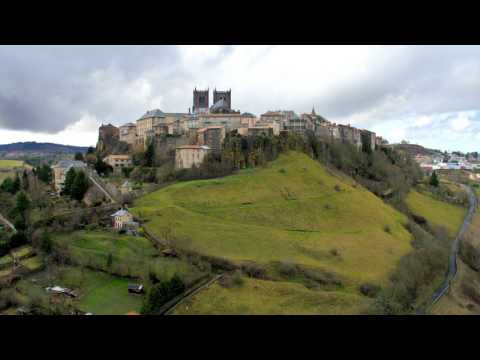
1, 45, 480, 151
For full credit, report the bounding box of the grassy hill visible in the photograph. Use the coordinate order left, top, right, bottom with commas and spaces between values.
133, 151, 414, 314
405, 190, 465, 237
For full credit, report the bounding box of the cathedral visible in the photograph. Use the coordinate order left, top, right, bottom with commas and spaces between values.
193, 88, 238, 114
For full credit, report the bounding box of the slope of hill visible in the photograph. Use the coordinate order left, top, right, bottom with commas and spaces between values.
0, 142, 88, 154
132, 151, 414, 314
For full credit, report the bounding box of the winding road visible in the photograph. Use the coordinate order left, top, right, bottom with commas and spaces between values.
428, 184, 477, 308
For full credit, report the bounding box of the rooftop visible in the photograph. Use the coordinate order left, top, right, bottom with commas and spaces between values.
111, 209, 131, 217
139, 109, 166, 120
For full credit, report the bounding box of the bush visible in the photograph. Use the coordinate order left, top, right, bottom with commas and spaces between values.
278, 261, 298, 277
329, 248, 340, 257
141, 274, 186, 314
359, 283, 381, 298
219, 271, 244, 288
384, 225, 392, 234
334, 184, 341, 192
241, 262, 267, 279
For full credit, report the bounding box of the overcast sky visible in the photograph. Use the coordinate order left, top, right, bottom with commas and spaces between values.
1, 45, 480, 152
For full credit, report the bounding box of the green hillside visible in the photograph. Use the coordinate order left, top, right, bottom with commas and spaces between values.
405, 190, 465, 237
132, 151, 414, 314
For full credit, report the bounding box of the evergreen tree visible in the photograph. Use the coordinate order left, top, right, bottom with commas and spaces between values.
74, 152, 85, 161
63, 168, 76, 196
87, 146, 95, 154
70, 171, 89, 201
0, 177, 15, 194
429, 171, 439, 187
22, 170, 29, 191
144, 140, 155, 167
12, 174, 21, 194
15, 191, 30, 216
36, 164, 52, 184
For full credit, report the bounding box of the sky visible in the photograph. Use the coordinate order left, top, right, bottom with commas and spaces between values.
1, 45, 480, 152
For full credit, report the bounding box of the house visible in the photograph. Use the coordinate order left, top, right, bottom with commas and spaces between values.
51, 160, 87, 193
103, 154, 132, 173
128, 284, 144, 294
110, 209, 134, 230
175, 145, 211, 170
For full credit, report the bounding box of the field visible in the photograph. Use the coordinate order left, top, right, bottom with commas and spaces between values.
0, 160, 24, 168
173, 277, 369, 315
13, 266, 144, 315
405, 190, 466, 237
52, 230, 203, 285
133, 151, 414, 314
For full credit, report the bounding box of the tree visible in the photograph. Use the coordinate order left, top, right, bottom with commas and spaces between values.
144, 140, 155, 167
0, 177, 15, 194
36, 164, 52, 184
63, 168, 76, 196
40, 232, 53, 254
15, 191, 30, 216
74, 152, 85, 161
12, 174, 20, 194
429, 171, 439, 187
94, 156, 112, 176
106, 253, 113, 268
87, 147, 95, 154
70, 171, 89, 201
22, 170, 29, 191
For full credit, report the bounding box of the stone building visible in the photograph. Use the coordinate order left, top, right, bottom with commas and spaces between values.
213, 89, 232, 110
248, 127, 274, 137
97, 123, 120, 154
193, 88, 209, 114
175, 145, 211, 169
119, 122, 137, 145
103, 154, 132, 173
338, 124, 362, 148
360, 129, 376, 152
51, 160, 87, 193
197, 126, 226, 153
252, 121, 280, 135
136, 109, 166, 140
197, 113, 244, 132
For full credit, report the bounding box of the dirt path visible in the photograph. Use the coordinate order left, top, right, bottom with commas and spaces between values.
0, 212, 16, 233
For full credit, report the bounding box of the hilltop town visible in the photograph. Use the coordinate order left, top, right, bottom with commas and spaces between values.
94, 87, 387, 173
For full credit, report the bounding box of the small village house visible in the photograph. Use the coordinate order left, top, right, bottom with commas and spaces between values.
110, 208, 134, 230
103, 154, 133, 173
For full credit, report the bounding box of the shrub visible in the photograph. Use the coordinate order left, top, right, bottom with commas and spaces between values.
359, 283, 381, 298
461, 282, 480, 305
141, 274, 186, 314
334, 184, 341, 192
278, 261, 298, 277
241, 262, 267, 279
329, 248, 340, 257
219, 271, 244, 288
384, 225, 392, 234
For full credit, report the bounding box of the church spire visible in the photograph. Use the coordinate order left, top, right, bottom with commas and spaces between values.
311, 105, 316, 116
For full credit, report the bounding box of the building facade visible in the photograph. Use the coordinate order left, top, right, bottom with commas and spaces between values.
193, 88, 209, 114
103, 154, 132, 171
197, 126, 226, 153
110, 209, 134, 230
175, 145, 211, 169
119, 122, 137, 145
51, 160, 87, 193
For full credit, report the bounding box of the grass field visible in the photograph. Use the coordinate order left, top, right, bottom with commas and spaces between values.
52, 230, 203, 285
11, 245, 34, 259
14, 266, 144, 315
0, 160, 24, 168
405, 190, 465, 237
21, 256, 44, 271
133, 151, 414, 314
173, 276, 370, 315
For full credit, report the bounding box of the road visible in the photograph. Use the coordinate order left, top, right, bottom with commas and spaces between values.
428, 184, 477, 308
